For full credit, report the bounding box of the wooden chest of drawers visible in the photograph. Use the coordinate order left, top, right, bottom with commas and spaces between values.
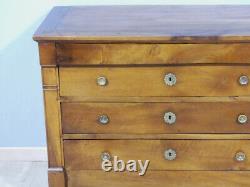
34, 5, 250, 187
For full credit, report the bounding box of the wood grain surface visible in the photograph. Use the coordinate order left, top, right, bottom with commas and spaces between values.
33, 6, 250, 43
44, 91, 63, 167
63, 134, 250, 140
59, 66, 250, 97
48, 170, 65, 187
60, 96, 250, 103
35, 5, 250, 187
39, 43, 56, 66
67, 170, 250, 187
61, 102, 250, 134
57, 44, 250, 65
64, 140, 250, 171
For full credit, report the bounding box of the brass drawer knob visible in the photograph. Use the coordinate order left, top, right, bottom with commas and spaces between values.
164, 73, 177, 86
101, 152, 111, 161
235, 152, 246, 162
164, 149, 177, 161
239, 75, 249, 86
97, 76, 108, 86
238, 114, 248, 124
164, 112, 176, 125
98, 115, 109, 125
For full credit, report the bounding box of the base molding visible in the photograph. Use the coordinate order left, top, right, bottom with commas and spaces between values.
0, 147, 47, 161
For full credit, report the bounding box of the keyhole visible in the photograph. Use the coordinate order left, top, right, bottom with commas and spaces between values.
168, 77, 172, 82
169, 152, 172, 157
169, 115, 172, 120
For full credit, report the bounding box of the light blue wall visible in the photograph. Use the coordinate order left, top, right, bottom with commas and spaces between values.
1, 0, 250, 147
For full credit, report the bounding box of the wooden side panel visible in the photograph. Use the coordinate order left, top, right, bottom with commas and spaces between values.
59, 66, 250, 97
39, 42, 65, 187
39, 43, 56, 66
64, 140, 250, 171
48, 171, 66, 187
57, 44, 250, 65
61, 102, 250, 134
67, 170, 250, 187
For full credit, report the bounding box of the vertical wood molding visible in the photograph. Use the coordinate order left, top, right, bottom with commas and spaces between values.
39, 42, 64, 169
39, 42, 65, 186
43, 90, 63, 167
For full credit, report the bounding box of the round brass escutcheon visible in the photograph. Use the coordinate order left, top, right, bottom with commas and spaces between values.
97, 76, 108, 86
164, 149, 177, 161
98, 115, 109, 125
164, 112, 176, 125
239, 75, 249, 86
237, 114, 248, 125
235, 152, 246, 162
101, 152, 111, 161
164, 73, 177, 86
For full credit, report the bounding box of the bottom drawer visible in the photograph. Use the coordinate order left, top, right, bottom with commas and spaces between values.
66, 170, 250, 187
64, 140, 250, 171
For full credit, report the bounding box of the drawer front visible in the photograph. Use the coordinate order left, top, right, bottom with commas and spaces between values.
57, 44, 250, 65
64, 140, 250, 171
59, 66, 250, 97
67, 170, 250, 187
61, 102, 250, 134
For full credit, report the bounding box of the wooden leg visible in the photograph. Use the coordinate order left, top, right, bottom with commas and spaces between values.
48, 168, 66, 187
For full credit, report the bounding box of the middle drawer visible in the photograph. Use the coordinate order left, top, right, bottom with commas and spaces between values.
61, 102, 250, 134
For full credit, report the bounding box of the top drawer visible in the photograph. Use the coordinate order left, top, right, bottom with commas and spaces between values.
59, 66, 250, 97
56, 44, 250, 65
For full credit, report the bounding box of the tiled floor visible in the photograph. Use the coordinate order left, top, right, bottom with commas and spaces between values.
0, 161, 48, 187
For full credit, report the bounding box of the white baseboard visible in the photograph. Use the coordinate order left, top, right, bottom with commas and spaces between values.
0, 147, 47, 161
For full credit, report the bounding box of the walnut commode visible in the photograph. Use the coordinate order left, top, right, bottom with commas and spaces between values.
34, 6, 250, 187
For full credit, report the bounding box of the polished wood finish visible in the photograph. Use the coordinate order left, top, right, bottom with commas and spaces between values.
57, 44, 250, 65
48, 170, 65, 187
33, 6, 250, 43
60, 96, 250, 103
63, 134, 250, 140
62, 102, 250, 134
60, 66, 250, 97
38, 43, 64, 186
64, 140, 250, 171
44, 90, 63, 167
67, 170, 250, 187
39, 43, 56, 66
34, 5, 250, 187
42, 68, 58, 89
